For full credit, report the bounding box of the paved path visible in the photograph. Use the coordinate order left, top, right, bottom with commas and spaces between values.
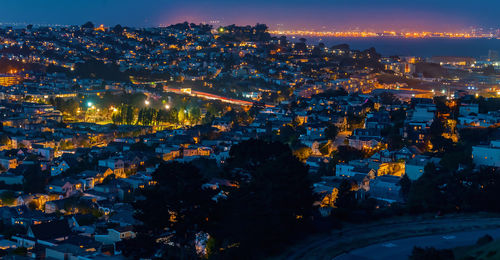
335, 228, 500, 260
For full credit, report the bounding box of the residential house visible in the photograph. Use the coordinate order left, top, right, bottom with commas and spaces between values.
459, 103, 479, 116
368, 175, 403, 203
348, 128, 382, 150
0, 156, 18, 171
26, 219, 72, 244
98, 157, 125, 178
94, 226, 136, 245
472, 140, 500, 168
48, 178, 83, 197
50, 160, 70, 176
404, 155, 440, 180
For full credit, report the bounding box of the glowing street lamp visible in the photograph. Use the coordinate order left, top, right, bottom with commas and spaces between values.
145, 100, 150, 106
165, 104, 170, 110
87, 102, 93, 107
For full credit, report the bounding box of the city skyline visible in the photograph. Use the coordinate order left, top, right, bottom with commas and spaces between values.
0, 3, 500, 259
0, 0, 499, 31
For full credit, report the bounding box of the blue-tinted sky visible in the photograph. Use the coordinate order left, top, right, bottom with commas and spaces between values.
0, 0, 499, 31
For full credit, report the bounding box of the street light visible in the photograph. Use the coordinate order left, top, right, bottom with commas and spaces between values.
165, 104, 170, 110
87, 102, 93, 107
145, 100, 150, 106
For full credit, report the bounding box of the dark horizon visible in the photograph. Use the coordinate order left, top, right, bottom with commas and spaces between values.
0, 0, 499, 31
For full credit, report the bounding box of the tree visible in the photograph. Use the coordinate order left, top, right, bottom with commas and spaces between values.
407, 163, 451, 213
293, 145, 312, 162
335, 179, 357, 210
130, 162, 215, 258
125, 105, 135, 125
210, 140, 313, 257
378, 92, 401, 105
319, 142, 331, 156
0, 135, 10, 146
294, 38, 307, 52
325, 124, 339, 141
0, 191, 16, 206
81, 21, 94, 30
23, 163, 47, 194
439, 144, 472, 171
428, 118, 452, 152
399, 175, 411, 202
331, 146, 364, 171
433, 96, 450, 115
275, 124, 300, 146
112, 24, 123, 34
331, 44, 350, 51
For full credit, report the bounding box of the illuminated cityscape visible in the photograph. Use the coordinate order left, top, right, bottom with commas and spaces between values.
269, 30, 500, 39
0, 1, 497, 260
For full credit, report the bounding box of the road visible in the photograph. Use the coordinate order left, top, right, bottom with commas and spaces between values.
280, 215, 500, 260
333, 131, 351, 148
335, 228, 500, 260
164, 87, 275, 107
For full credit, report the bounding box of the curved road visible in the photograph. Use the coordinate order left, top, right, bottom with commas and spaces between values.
335, 228, 500, 260
281, 215, 500, 260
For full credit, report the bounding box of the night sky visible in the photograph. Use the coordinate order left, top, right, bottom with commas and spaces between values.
1, 0, 499, 30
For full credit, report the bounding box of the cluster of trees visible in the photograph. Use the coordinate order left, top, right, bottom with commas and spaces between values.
476, 97, 500, 114
404, 123, 500, 213
381, 108, 407, 150
111, 104, 203, 126
0, 57, 42, 74
217, 24, 271, 43
120, 139, 313, 259
48, 98, 80, 115
111, 104, 135, 125
405, 163, 500, 214
45, 91, 226, 126
72, 59, 129, 82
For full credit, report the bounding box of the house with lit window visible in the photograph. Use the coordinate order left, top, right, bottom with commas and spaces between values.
459, 103, 479, 116
182, 146, 212, 159
368, 175, 403, 203
36, 147, 54, 161
98, 157, 125, 178
472, 140, 500, 168
155, 145, 181, 161
24, 219, 72, 245
404, 155, 440, 180
50, 160, 70, 176
47, 178, 83, 197
94, 226, 136, 245
404, 100, 435, 144
0, 157, 18, 171
348, 128, 382, 150
305, 123, 328, 140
